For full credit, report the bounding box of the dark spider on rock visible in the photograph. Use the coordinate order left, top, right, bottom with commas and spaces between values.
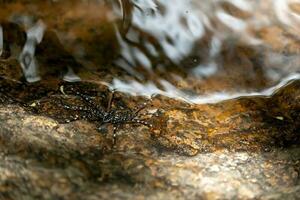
59, 86, 153, 145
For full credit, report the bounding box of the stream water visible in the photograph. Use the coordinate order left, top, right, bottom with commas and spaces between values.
111, 0, 300, 103
0, 0, 300, 103
1, 1, 300, 199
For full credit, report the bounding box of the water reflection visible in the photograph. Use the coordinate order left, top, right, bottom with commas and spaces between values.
108, 72, 300, 104
19, 20, 46, 82
0, 0, 300, 103
112, 0, 300, 103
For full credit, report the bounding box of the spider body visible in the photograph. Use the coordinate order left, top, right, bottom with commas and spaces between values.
61, 88, 152, 145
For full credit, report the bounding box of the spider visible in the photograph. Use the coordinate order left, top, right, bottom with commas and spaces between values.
59, 87, 153, 145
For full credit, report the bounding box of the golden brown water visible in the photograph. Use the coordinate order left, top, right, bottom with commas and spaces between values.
0, 1, 300, 199
0, 0, 300, 102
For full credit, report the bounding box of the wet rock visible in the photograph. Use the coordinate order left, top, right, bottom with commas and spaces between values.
148, 79, 300, 156
0, 102, 300, 199
0, 1, 300, 198
0, 62, 300, 199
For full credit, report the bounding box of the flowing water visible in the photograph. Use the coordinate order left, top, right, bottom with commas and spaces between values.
1, 0, 300, 104
112, 0, 300, 103
1, 1, 300, 199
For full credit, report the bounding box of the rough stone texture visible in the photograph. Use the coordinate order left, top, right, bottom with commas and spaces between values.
150, 80, 300, 156
0, 1, 300, 199
0, 71, 300, 199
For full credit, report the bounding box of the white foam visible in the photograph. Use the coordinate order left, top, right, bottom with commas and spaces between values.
108, 73, 300, 104
216, 10, 247, 32
26, 20, 46, 44
19, 20, 46, 82
116, 0, 205, 67
63, 66, 81, 82
192, 62, 218, 77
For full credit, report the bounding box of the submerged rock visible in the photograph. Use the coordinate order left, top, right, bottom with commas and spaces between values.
0, 1, 300, 198
150, 80, 300, 156
0, 58, 300, 199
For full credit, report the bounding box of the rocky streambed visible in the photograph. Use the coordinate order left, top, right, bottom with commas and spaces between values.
0, 59, 300, 199
1, 0, 300, 198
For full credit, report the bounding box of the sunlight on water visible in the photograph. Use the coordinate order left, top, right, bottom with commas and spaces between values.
110, 0, 300, 103
1, 0, 300, 104
119, 0, 300, 66
107, 73, 300, 104
19, 20, 46, 82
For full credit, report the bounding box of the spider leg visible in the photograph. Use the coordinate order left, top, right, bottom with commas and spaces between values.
134, 98, 153, 115
131, 118, 153, 128
96, 122, 110, 135
64, 114, 80, 123
67, 88, 100, 110
77, 92, 99, 108
58, 99, 94, 121
134, 102, 148, 115
62, 103, 92, 112
112, 124, 121, 146
58, 95, 89, 111
107, 89, 115, 112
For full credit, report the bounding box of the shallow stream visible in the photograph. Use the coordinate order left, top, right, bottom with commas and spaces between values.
0, 0, 300, 199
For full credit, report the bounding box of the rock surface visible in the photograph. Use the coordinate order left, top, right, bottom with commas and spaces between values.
0, 1, 300, 199
0, 58, 300, 199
